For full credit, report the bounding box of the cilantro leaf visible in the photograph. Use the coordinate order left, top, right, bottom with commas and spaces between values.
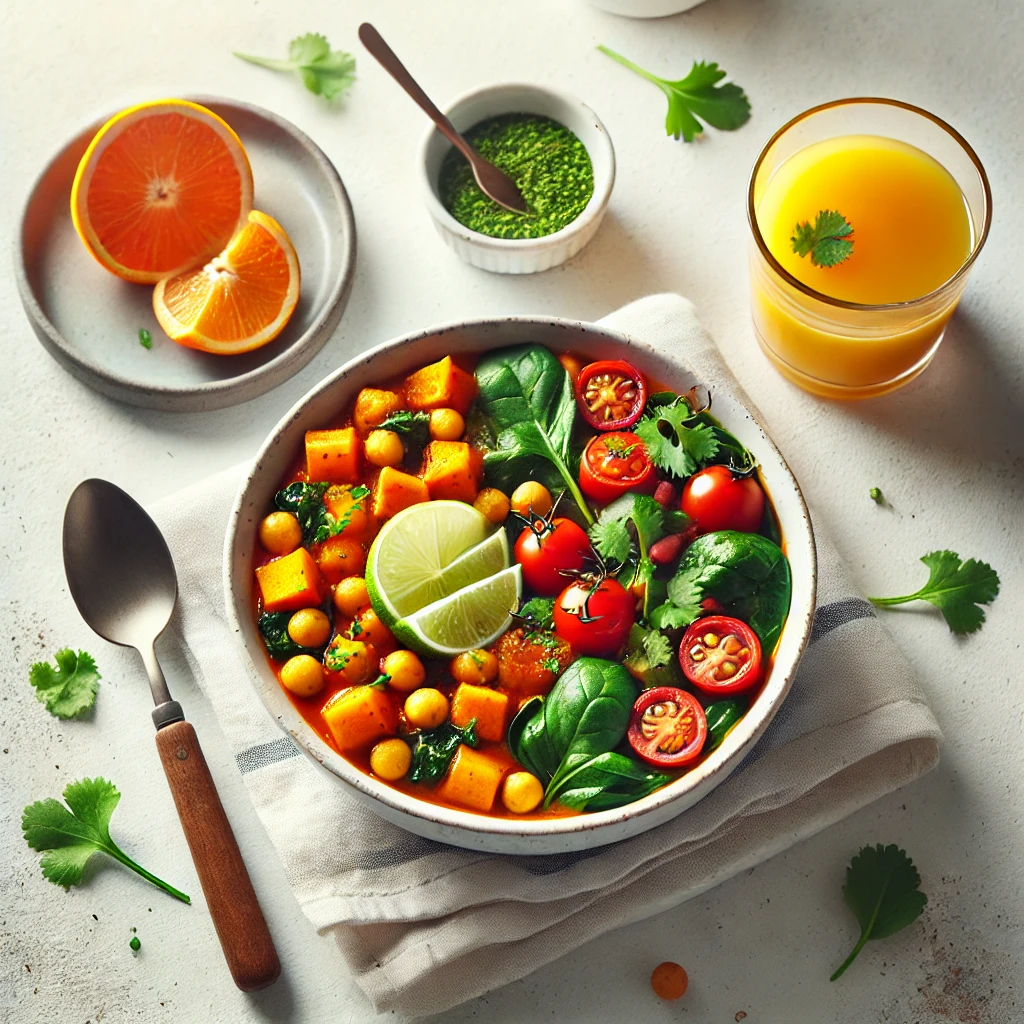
234, 33, 356, 100
519, 597, 556, 630
642, 629, 673, 669
598, 47, 750, 142
22, 778, 190, 903
589, 515, 632, 564
791, 210, 854, 268
29, 649, 99, 719
830, 844, 927, 980
636, 402, 719, 480
869, 550, 1000, 635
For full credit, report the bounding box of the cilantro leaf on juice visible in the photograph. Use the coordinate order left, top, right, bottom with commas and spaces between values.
791, 210, 854, 268
29, 649, 100, 719
636, 402, 719, 480
21, 778, 190, 903
868, 550, 1000, 635
830, 844, 927, 980
597, 47, 751, 142
234, 33, 356, 100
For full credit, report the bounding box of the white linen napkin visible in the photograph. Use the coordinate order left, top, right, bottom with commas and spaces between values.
150, 294, 941, 1018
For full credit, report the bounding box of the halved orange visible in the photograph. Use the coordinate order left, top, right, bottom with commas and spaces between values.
152, 210, 301, 355
71, 99, 254, 284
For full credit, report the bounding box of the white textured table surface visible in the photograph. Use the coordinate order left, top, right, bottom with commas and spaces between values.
2, 0, 1022, 1021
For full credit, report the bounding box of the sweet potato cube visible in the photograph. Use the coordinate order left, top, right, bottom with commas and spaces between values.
353, 388, 405, 437
322, 685, 399, 752
372, 466, 430, 520
324, 485, 370, 542
420, 441, 483, 503
306, 427, 362, 484
404, 356, 477, 415
436, 745, 506, 812
255, 548, 324, 612
450, 683, 509, 742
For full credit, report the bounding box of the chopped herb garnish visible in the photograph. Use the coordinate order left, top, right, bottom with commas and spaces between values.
409, 720, 478, 784
869, 487, 885, 506
234, 33, 356, 100
29, 649, 99, 719
791, 210, 854, 268
635, 401, 719, 480
518, 597, 556, 630
129, 935, 141, 952
138, 329, 153, 349
869, 550, 1000, 635
830, 844, 926, 980
597, 46, 751, 142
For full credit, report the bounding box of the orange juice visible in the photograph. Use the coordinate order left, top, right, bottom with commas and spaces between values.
748, 112, 987, 400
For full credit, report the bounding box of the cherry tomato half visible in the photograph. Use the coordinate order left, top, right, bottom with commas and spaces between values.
575, 359, 647, 431
579, 431, 655, 504
679, 616, 762, 695
681, 465, 765, 535
514, 516, 593, 596
627, 686, 707, 768
553, 577, 634, 657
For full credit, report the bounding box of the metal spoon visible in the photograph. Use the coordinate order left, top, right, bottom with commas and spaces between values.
62, 478, 280, 992
358, 22, 529, 214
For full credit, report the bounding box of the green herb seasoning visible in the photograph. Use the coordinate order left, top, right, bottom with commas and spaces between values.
438, 114, 594, 239
138, 328, 153, 350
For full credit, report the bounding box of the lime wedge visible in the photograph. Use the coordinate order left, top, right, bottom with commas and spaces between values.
393, 565, 522, 658
366, 500, 505, 625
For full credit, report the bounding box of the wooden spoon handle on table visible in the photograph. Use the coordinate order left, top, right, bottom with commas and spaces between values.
156, 720, 281, 991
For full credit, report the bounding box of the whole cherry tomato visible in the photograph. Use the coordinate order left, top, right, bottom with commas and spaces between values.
553, 577, 635, 657
681, 465, 765, 535
514, 515, 593, 596
575, 360, 647, 431
627, 686, 707, 768
579, 431, 656, 504
679, 615, 762, 696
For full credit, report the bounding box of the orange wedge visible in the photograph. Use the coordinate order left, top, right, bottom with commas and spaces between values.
71, 99, 253, 284
152, 210, 301, 355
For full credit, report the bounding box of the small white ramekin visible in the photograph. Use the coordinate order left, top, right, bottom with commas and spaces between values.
418, 83, 615, 274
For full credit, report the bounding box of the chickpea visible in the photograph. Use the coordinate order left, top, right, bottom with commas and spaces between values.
353, 606, 393, 648
650, 962, 688, 1001
473, 488, 511, 524
316, 536, 366, 585
450, 649, 499, 686
333, 576, 370, 618
383, 649, 426, 693
501, 772, 544, 814
364, 429, 405, 468
280, 655, 325, 698
259, 511, 302, 555
370, 738, 412, 781
510, 481, 552, 518
353, 387, 404, 437
287, 608, 332, 649
429, 408, 465, 442
404, 688, 449, 730
557, 352, 583, 381
324, 637, 373, 685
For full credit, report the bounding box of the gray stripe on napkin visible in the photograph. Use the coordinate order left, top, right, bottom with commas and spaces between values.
809, 597, 875, 643
237, 736, 301, 774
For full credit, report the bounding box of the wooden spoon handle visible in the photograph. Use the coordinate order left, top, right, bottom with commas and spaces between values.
358, 22, 475, 162
156, 721, 280, 991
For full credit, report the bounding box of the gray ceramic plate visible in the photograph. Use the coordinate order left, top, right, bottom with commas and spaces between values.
16, 97, 356, 412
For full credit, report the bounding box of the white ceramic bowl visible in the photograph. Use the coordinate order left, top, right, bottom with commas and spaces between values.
585, 0, 708, 16
225, 317, 816, 854
418, 84, 615, 274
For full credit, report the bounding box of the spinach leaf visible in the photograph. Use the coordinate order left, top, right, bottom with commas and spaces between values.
508, 696, 556, 781
409, 719, 478, 784
274, 482, 331, 545
678, 531, 792, 652
258, 612, 323, 659
475, 345, 594, 523
701, 419, 756, 473
704, 698, 746, 752
551, 752, 670, 811
378, 410, 431, 454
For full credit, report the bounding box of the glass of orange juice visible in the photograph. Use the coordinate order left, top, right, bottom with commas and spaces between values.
747, 99, 991, 399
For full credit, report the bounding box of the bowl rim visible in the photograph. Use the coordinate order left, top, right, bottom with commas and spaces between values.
417, 82, 616, 251
224, 314, 817, 843
14, 94, 357, 409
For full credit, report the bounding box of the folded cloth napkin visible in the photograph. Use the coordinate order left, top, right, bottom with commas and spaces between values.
151, 294, 941, 1019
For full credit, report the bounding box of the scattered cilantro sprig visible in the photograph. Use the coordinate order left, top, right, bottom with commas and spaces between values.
597, 46, 750, 142
869, 550, 1000, 635
29, 649, 99, 719
649, 566, 704, 630
831, 844, 926, 980
791, 210, 854, 268
234, 33, 356, 100
22, 778, 190, 903
635, 400, 719, 480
